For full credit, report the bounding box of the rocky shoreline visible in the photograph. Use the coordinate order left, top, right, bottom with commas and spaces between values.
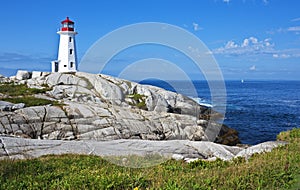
0, 71, 286, 162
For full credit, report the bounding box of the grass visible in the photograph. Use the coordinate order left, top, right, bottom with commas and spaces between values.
0, 128, 299, 189
0, 83, 60, 107
127, 93, 147, 110
0, 83, 51, 96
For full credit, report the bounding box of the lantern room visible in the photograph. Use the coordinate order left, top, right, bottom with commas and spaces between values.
61, 17, 74, 31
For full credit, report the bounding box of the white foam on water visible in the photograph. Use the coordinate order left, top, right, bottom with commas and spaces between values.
190, 97, 213, 108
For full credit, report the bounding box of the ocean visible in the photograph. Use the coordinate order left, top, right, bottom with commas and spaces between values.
140, 80, 300, 145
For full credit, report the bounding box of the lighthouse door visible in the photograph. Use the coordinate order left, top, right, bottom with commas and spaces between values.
54, 62, 59, 72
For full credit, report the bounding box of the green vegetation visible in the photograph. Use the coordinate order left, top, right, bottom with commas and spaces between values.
0, 83, 51, 96
127, 93, 147, 110
0, 83, 59, 107
103, 154, 169, 168
1, 128, 300, 189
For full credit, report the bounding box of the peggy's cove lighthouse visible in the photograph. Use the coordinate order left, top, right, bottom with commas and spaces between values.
51, 17, 78, 73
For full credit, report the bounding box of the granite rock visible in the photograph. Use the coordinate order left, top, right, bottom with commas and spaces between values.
0, 136, 286, 164
1, 71, 228, 142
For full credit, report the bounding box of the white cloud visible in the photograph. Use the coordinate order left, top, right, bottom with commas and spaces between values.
270, 26, 300, 34
241, 39, 249, 47
266, 27, 286, 35
223, 0, 230, 3
287, 26, 300, 32
264, 38, 272, 47
272, 49, 300, 59
249, 65, 256, 71
262, 0, 269, 5
291, 18, 300, 22
192, 22, 203, 31
193, 23, 199, 31
272, 53, 290, 58
268, 24, 300, 34
214, 37, 300, 59
225, 41, 238, 49
213, 37, 274, 55
242, 37, 259, 47
280, 54, 290, 58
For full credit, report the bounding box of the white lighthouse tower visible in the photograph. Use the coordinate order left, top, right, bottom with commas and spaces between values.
52, 17, 78, 72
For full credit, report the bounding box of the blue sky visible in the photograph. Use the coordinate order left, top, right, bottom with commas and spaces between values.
0, 0, 300, 80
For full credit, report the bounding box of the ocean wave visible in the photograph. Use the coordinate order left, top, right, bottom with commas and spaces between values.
190, 97, 213, 108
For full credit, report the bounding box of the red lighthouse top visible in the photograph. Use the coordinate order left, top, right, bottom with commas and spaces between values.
61, 17, 74, 31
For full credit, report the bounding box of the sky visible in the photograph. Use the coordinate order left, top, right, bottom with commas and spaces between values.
0, 0, 300, 80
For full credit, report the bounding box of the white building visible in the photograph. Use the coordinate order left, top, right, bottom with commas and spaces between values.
51, 17, 78, 72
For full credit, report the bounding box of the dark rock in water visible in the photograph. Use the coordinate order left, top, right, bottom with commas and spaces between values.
214, 124, 241, 146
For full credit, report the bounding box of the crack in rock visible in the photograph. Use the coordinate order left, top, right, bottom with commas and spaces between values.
0, 137, 9, 157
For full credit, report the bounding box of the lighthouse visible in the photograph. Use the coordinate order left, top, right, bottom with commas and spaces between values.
51, 17, 78, 72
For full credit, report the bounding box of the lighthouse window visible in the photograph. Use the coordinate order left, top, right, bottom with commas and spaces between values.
70, 62, 74, 68
69, 37, 72, 42
70, 49, 73, 55
64, 65, 67, 67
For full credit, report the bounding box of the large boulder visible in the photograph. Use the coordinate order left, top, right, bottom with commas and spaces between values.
0, 101, 25, 111
0, 74, 9, 83
16, 70, 32, 80
214, 124, 241, 146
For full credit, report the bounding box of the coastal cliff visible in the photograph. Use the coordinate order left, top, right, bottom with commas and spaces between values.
0, 71, 233, 143
0, 71, 286, 161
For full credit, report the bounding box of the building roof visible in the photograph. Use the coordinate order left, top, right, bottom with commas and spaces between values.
61, 17, 74, 24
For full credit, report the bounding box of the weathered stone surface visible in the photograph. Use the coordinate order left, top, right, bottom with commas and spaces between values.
235, 141, 288, 159
0, 106, 70, 139
0, 70, 285, 163
0, 71, 239, 145
0, 136, 286, 163
31, 71, 43, 79
31, 71, 49, 79
0, 74, 9, 83
16, 70, 31, 80
0, 101, 25, 111
214, 124, 241, 146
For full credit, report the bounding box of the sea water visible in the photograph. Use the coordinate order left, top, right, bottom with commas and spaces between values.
140, 80, 300, 145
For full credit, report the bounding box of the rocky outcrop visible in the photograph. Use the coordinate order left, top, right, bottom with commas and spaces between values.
0, 101, 25, 111
0, 71, 285, 163
0, 71, 229, 142
0, 74, 9, 83
214, 124, 241, 146
0, 135, 287, 164
15, 70, 32, 80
